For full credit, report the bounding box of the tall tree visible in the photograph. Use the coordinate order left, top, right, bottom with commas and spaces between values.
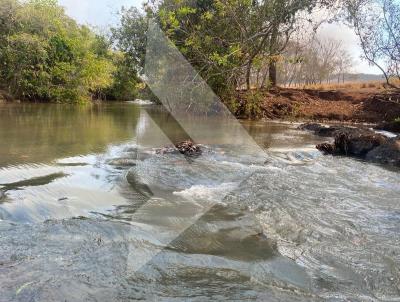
346, 0, 400, 88
0, 0, 119, 102
153, 0, 322, 92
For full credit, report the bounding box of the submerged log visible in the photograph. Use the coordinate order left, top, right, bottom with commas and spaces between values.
157, 140, 202, 157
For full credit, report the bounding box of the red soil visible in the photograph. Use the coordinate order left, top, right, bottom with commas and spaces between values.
235, 88, 400, 123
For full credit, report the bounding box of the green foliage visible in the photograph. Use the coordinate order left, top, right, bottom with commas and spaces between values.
243, 91, 263, 118
104, 52, 139, 101
0, 0, 136, 102
111, 7, 148, 71
153, 0, 319, 96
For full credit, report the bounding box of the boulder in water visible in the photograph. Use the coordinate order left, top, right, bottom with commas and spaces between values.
316, 143, 335, 154
305, 123, 400, 167
316, 131, 387, 156
299, 123, 329, 132
333, 131, 387, 156
366, 138, 400, 166
299, 123, 359, 137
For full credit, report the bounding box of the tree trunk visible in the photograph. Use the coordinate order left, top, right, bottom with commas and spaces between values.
261, 68, 269, 89
268, 62, 277, 87
246, 61, 252, 91
268, 25, 279, 87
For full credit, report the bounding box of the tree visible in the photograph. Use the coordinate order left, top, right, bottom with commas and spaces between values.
0, 0, 121, 102
141, 0, 326, 93
111, 6, 148, 72
346, 0, 400, 88
3, 33, 49, 98
109, 6, 149, 101
104, 52, 140, 101
336, 49, 353, 83
277, 37, 353, 86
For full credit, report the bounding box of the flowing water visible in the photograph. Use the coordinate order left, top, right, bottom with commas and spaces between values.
0, 103, 399, 301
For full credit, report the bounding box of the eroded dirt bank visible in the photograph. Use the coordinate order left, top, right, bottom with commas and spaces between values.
234, 88, 400, 123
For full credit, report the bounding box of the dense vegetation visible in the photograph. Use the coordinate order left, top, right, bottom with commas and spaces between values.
112, 0, 327, 96
0, 0, 139, 102
0, 0, 398, 104
113, 0, 399, 101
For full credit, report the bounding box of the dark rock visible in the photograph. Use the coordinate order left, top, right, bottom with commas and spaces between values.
0, 190, 5, 201
306, 123, 400, 167
333, 131, 387, 156
316, 131, 386, 157
157, 140, 202, 157
366, 138, 400, 167
299, 123, 355, 137
376, 121, 400, 134
316, 143, 335, 154
299, 123, 327, 132
317, 126, 342, 137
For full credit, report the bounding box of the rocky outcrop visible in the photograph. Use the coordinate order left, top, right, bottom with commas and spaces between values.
366, 138, 400, 166
301, 123, 400, 167
331, 131, 387, 156
316, 131, 387, 156
157, 140, 202, 157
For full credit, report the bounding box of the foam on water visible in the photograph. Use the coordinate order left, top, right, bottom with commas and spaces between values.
173, 182, 237, 203
128, 99, 154, 105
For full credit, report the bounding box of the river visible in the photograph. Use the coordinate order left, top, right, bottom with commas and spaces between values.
0, 102, 399, 301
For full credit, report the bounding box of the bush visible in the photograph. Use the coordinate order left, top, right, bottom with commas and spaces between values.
0, 0, 135, 103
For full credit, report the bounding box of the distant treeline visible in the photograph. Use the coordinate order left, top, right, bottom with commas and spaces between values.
0, 0, 398, 103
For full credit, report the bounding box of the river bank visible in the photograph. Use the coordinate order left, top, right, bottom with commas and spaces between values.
3, 86, 400, 128
234, 87, 400, 125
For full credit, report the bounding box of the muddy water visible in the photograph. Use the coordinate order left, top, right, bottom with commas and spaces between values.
0, 103, 399, 301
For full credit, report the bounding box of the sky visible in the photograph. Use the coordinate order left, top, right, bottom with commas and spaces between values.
58, 0, 380, 74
